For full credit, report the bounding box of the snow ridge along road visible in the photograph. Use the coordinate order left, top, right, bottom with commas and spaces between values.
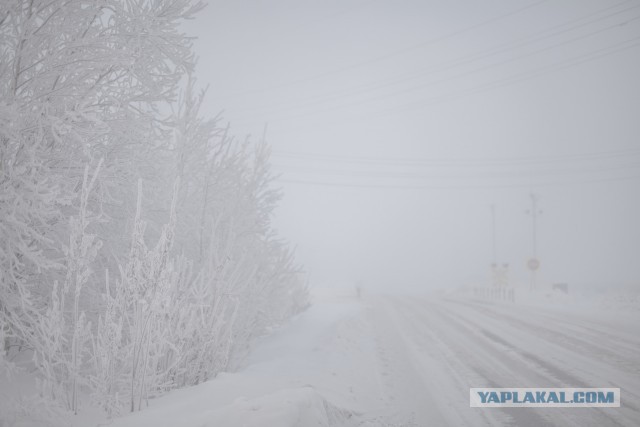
103, 291, 639, 427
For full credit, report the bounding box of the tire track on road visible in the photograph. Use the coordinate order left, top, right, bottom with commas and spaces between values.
444, 298, 640, 406
447, 298, 640, 373
386, 296, 555, 427
394, 296, 634, 427
431, 297, 639, 426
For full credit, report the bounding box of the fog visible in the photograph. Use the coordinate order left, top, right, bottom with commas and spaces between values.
2, 1, 639, 425
183, 0, 640, 292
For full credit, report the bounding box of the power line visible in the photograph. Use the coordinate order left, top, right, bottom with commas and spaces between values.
219, 0, 548, 99
274, 172, 640, 191
266, 0, 382, 41
271, 146, 640, 189
395, 34, 640, 114
261, 32, 640, 133
232, 1, 637, 117
273, 160, 640, 182
272, 147, 640, 167
272, 156, 640, 187
235, 15, 640, 125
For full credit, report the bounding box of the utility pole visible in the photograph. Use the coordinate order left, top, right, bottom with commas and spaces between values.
526, 193, 541, 290
491, 204, 497, 266
489, 204, 509, 297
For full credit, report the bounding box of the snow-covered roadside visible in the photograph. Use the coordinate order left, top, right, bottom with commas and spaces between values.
91, 289, 381, 427
451, 283, 640, 319
6, 285, 636, 426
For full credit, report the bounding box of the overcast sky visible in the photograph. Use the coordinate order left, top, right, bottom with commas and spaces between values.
182, 0, 640, 291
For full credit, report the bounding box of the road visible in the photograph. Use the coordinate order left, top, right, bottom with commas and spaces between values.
100, 291, 640, 427
363, 294, 640, 426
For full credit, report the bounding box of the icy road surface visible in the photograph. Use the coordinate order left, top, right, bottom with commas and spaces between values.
105, 292, 640, 427
366, 294, 640, 426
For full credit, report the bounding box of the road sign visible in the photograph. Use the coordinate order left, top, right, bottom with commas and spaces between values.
527, 258, 540, 271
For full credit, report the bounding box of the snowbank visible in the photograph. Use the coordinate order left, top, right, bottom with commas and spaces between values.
97, 290, 374, 427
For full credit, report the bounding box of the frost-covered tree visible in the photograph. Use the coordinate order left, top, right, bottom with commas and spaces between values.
0, 0, 205, 362
34, 162, 103, 414
0, 0, 308, 420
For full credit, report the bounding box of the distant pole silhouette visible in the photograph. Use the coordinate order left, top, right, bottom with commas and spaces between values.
491, 204, 497, 265
526, 193, 542, 290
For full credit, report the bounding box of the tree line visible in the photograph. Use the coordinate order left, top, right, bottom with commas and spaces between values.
0, 0, 308, 419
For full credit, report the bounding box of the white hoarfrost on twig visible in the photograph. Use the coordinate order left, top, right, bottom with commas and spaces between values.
0, 0, 308, 422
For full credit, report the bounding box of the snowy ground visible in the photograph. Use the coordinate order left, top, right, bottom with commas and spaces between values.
68, 287, 637, 427
4, 288, 636, 426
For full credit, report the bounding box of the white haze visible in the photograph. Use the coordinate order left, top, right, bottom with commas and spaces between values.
183, 0, 640, 291
2, 1, 639, 426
